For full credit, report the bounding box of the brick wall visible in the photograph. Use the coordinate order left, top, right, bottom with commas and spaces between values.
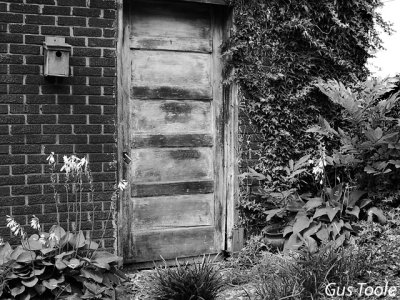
0, 0, 118, 249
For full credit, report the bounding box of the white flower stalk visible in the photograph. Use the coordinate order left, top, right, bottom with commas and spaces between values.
118, 180, 128, 191
48, 232, 60, 243
30, 215, 41, 231
6, 215, 25, 238
312, 144, 327, 184
46, 152, 55, 165
0, 237, 4, 246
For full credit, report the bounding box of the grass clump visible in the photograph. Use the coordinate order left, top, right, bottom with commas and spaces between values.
148, 255, 225, 300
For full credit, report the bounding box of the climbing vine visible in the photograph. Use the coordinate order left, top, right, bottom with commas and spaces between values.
224, 0, 393, 228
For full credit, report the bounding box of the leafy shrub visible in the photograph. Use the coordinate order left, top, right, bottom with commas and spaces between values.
227, 0, 392, 231
148, 256, 224, 300
0, 153, 127, 299
309, 77, 400, 198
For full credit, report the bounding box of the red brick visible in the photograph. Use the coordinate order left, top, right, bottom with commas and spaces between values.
0, 33, 23, 43
88, 38, 115, 47
0, 13, 23, 23
88, 96, 114, 105
0, 187, 10, 196
9, 85, 39, 94
27, 115, 56, 124
0, 175, 25, 186
73, 7, 101, 17
89, 135, 115, 144
0, 55, 24, 64
73, 47, 101, 57
42, 5, 71, 15
75, 144, 102, 153
11, 145, 42, 154
0, 155, 25, 165
74, 125, 101, 134
12, 165, 42, 175
10, 65, 40, 74
74, 67, 101, 76
0, 136, 25, 144
0, 75, 24, 84
58, 115, 87, 124
59, 135, 87, 144
0, 115, 25, 124
72, 85, 101, 95
10, 4, 40, 14
1, 196, 25, 206
10, 104, 40, 114
12, 205, 42, 215
74, 27, 102, 37
9, 25, 39, 35
90, 0, 115, 9
27, 174, 51, 184
11, 125, 42, 134
58, 0, 86, 6
26, 135, 56, 144
0, 126, 9, 135
58, 95, 86, 104
25, 15, 55, 25
0, 166, 9, 175
58, 16, 86, 26
26, 95, 55, 104
43, 125, 72, 134
73, 105, 101, 114
41, 26, 70, 36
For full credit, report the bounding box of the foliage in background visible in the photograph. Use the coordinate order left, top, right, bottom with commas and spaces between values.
147, 256, 224, 300
308, 77, 400, 200
224, 0, 392, 229
0, 154, 127, 300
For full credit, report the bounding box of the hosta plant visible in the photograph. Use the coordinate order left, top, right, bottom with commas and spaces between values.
0, 217, 125, 300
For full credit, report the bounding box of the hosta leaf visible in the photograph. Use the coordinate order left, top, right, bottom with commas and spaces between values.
305, 236, 318, 254
286, 198, 305, 212
284, 233, 303, 252
55, 259, 68, 270
34, 284, 46, 295
42, 276, 65, 290
304, 197, 323, 211
303, 222, 321, 239
67, 258, 81, 269
83, 281, 105, 295
17, 251, 36, 263
22, 239, 43, 251
334, 234, 346, 248
346, 190, 366, 208
84, 240, 99, 250
367, 207, 387, 225
346, 206, 360, 218
22, 276, 38, 287
10, 246, 25, 260
316, 225, 329, 242
81, 268, 103, 283
0, 242, 12, 265
343, 222, 353, 231
49, 225, 66, 241
329, 184, 343, 202
359, 198, 372, 209
330, 220, 344, 239
364, 165, 378, 174
292, 215, 312, 234
69, 231, 86, 248
283, 225, 293, 237
264, 208, 283, 222
91, 251, 122, 265
11, 284, 25, 297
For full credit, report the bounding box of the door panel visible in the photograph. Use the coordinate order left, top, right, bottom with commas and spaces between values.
123, 0, 225, 263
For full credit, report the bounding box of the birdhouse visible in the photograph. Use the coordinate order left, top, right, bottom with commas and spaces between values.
43, 36, 71, 77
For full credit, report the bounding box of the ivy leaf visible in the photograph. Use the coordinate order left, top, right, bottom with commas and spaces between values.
17, 251, 36, 263
69, 231, 86, 249
81, 268, 104, 283
316, 225, 329, 242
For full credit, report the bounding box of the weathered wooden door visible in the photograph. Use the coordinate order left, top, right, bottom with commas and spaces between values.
118, 0, 231, 264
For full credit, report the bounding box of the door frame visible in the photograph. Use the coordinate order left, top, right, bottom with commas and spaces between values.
115, 0, 240, 262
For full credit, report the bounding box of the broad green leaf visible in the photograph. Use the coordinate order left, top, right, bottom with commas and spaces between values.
84, 240, 99, 250
346, 206, 360, 218
330, 220, 344, 239
22, 276, 38, 287
347, 190, 366, 208
292, 215, 312, 234
293, 154, 311, 171
55, 259, 68, 270
10, 246, 25, 260
329, 184, 343, 202
367, 207, 387, 225
34, 284, 46, 295
264, 208, 283, 222
17, 251, 36, 263
49, 225, 66, 242
334, 234, 346, 248
91, 251, 122, 265
283, 225, 293, 237
359, 198, 372, 209
305, 236, 318, 253
286, 197, 305, 212
283, 233, 303, 252
69, 231, 86, 248
42, 276, 65, 290
316, 226, 329, 242
0, 242, 12, 265
313, 206, 339, 221
67, 258, 81, 269
81, 268, 103, 283
303, 222, 321, 239
11, 284, 25, 297
304, 197, 323, 211
22, 238, 43, 251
